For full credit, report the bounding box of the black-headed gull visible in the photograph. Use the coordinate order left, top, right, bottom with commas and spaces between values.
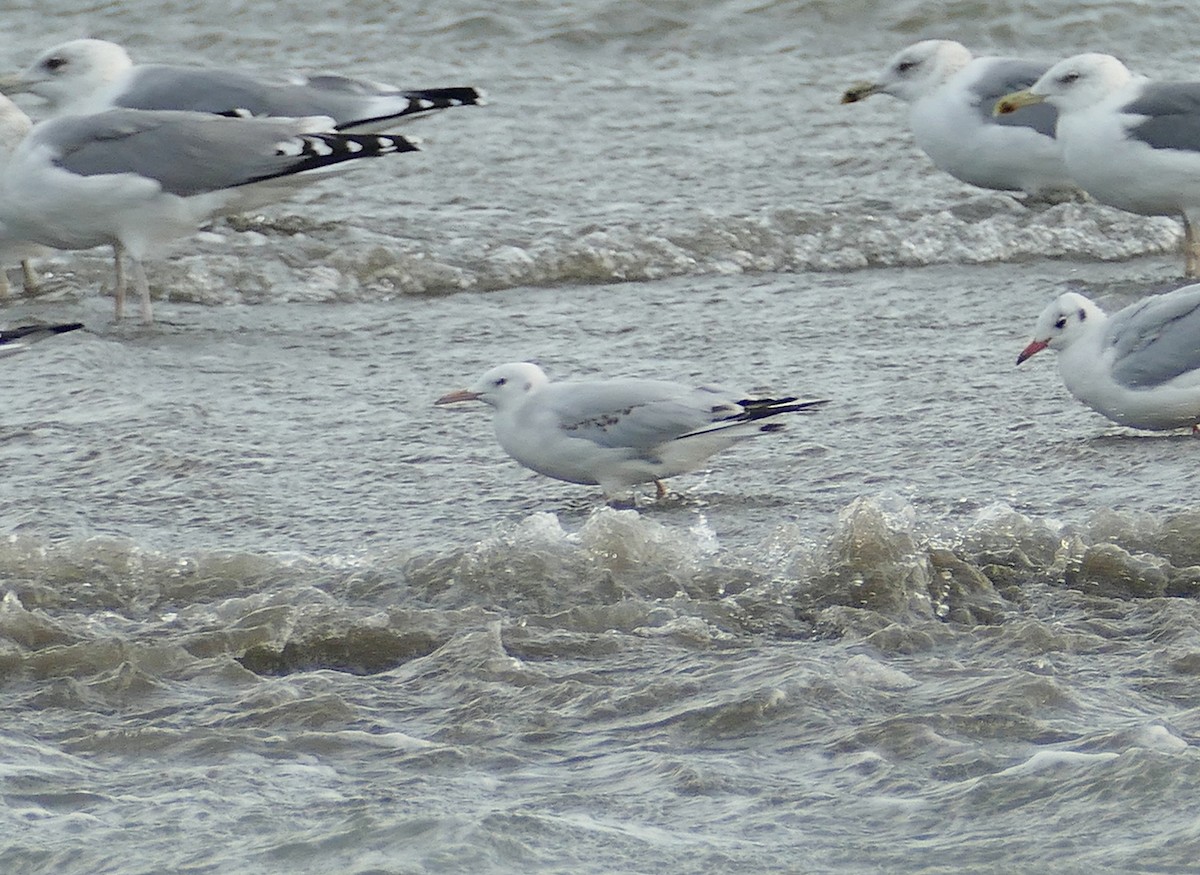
0, 322, 82, 359
841, 40, 1073, 196
2, 39, 483, 130
435, 362, 829, 502
996, 53, 1200, 276
0, 109, 419, 324
1018, 286, 1200, 430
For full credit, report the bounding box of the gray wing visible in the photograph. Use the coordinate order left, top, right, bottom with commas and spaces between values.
118, 65, 480, 130
34, 109, 414, 197
1125, 82, 1200, 151
1107, 287, 1200, 388
969, 58, 1059, 136
545, 380, 739, 450
37, 110, 330, 195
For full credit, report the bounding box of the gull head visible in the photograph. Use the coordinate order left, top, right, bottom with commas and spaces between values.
842, 40, 973, 104
1018, 291, 1105, 364
996, 53, 1134, 116
1, 39, 134, 110
435, 362, 550, 410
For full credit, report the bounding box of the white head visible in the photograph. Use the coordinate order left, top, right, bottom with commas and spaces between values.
7, 39, 134, 111
846, 40, 974, 104
1017, 292, 1107, 364
1029, 53, 1135, 111
434, 362, 550, 411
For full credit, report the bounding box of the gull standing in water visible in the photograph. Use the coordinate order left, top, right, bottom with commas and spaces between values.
997, 53, 1200, 276
0, 94, 50, 298
0, 39, 483, 319
1018, 285, 1200, 430
435, 362, 829, 503
842, 39, 1074, 197
0, 109, 420, 323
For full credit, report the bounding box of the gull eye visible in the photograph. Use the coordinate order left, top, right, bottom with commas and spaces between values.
1058, 71, 1080, 86
896, 59, 918, 73
1054, 317, 1067, 329
42, 56, 67, 72
494, 377, 507, 387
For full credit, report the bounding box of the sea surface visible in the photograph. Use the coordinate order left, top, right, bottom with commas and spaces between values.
4, 2, 1200, 873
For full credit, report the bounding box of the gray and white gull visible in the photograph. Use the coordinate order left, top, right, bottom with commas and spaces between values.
842, 39, 1074, 196
1018, 285, 1200, 430
2, 38, 483, 129
0, 109, 420, 323
435, 362, 829, 502
997, 53, 1200, 276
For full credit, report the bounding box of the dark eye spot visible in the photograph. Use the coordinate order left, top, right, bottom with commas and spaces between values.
1058, 71, 1080, 85
896, 60, 918, 73
42, 56, 67, 72
1054, 317, 1067, 329
1077, 308, 1087, 321
494, 377, 507, 387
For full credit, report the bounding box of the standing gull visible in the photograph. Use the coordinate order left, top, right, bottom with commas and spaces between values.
0, 322, 83, 360
0, 110, 419, 323
0, 93, 49, 298
842, 39, 1074, 196
1017, 285, 1200, 430
996, 53, 1200, 276
435, 362, 829, 503
1, 39, 483, 130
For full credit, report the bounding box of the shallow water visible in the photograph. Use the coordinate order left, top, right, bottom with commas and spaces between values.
4, 2, 1200, 873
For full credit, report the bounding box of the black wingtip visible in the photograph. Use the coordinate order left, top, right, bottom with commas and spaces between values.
335, 86, 486, 131
737, 397, 831, 419
0, 322, 84, 344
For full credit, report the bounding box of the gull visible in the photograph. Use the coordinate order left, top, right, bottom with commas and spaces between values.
996, 53, 1200, 276
1, 38, 484, 130
435, 362, 829, 503
1017, 285, 1200, 430
0, 109, 420, 324
0, 93, 50, 298
0, 322, 83, 360
842, 39, 1074, 196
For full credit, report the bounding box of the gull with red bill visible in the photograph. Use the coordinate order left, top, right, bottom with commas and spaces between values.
435, 361, 829, 503
1017, 285, 1200, 430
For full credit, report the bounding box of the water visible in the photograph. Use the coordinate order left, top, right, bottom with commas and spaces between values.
4, 2, 1200, 872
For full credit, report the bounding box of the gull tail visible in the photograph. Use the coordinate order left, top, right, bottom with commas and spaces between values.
0, 322, 84, 359
242, 131, 421, 186
677, 397, 831, 440
0, 322, 84, 345
336, 86, 487, 131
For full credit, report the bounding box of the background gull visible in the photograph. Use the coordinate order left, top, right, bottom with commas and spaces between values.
0, 109, 419, 324
1017, 285, 1200, 430
0, 93, 50, 298
435, 361, 829, 504
0, 322, 82, 360
997, 53, 1200, 276
1, 38, 483, 130
842, 39, 1074, 197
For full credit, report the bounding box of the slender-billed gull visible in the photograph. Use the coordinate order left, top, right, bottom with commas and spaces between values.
0, 322, 82, 360
0, 109, 419, 324
996, 53, 1200, 276
2, 39, 483, 130
435, 362, 830, 502
1017, 286, 1200, 430
842, 40, 1073, 196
